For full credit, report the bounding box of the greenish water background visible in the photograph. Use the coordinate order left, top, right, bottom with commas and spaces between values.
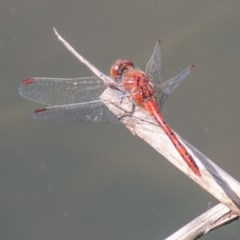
1, 0, 240, 239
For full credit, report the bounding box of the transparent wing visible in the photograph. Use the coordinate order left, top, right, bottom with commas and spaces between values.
33, 100, 118, 122
18, 76, 107, 106
145, 40, 162, 88
145, 41, 194, 109
157, 65, 194, 109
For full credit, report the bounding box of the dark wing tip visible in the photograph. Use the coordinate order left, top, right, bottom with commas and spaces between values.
34, 108, 47, 113
22, 78, 35, 85
19, 78, 35, 97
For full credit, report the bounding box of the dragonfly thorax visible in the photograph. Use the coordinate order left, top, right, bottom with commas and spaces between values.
121, 69, 156, 106
110, 59, 156, 106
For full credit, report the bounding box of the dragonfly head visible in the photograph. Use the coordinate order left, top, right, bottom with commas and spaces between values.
110, 59, 135, 80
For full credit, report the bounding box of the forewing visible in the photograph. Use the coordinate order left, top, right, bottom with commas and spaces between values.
18, 76, 106, 106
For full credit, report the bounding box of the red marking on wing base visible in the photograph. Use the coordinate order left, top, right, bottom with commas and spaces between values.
34, 108, 47, 113
22, 78, 34, 85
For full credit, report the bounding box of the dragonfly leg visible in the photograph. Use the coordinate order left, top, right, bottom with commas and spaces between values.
116, 102, 136, 121
120, 89, 126, 104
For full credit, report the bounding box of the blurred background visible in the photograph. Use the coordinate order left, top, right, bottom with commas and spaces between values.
1, 0, 240, 239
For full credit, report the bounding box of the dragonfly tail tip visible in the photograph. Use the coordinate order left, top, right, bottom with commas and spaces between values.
190, 65, 196, 70
157, 39, 161, 44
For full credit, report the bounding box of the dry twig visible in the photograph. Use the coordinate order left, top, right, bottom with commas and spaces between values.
53, 28, 240, 239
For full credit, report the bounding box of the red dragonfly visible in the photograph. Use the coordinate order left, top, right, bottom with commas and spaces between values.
19, 29, 201, 176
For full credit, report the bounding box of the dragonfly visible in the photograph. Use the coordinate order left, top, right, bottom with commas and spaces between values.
19, 28, 201, 176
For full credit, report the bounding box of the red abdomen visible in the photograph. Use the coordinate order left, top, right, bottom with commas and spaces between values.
144, 99, 201, 176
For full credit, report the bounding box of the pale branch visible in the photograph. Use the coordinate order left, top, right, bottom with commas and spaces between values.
53, 28, 114, 86
53, 28, 240, 238
165, 203, 238, 240
101, 88, 240, 239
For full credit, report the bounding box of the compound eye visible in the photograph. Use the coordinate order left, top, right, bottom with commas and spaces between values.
110, 60, 135, 78
118, 64, 128, 76
113, 65, 120, 74
110, 60, 121, 78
